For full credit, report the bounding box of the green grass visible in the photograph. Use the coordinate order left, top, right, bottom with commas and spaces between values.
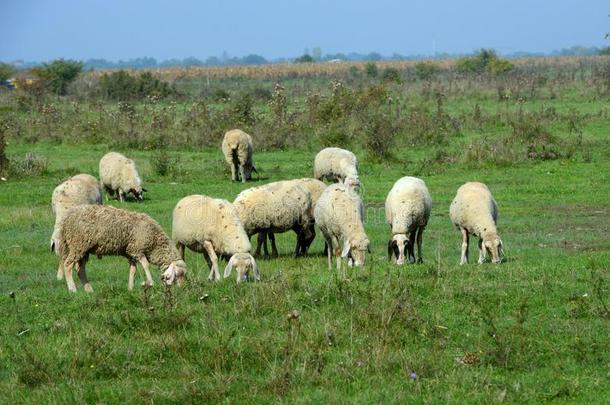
1, 140, 609, 403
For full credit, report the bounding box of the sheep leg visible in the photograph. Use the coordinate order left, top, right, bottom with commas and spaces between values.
408, 231, 417, 264
77, 258, 93, 293
333, 237, 342, 270
269, 232, 279, 258
128, 261, 137, 290
460, 228, 469, 265
239, 164, 247, 183
257, 232, 270, 259
176, 243, 185, 260
416, 227, 424, 263
139, 256, 153, 287
56, 261, 64, 280
118, 189, 125, 202
230, 163, 238, 181
203, 240, 220, 282
64, 260, 77, 292
478, 238, 486, 264
324, 237, 333, 270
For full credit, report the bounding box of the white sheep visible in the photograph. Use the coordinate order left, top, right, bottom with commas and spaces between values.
56, 205, 186, 292
449, 182, 504, 265
233, 180, 313, 258
51, 173, 103, 280
313, 147, 360, 188
314, 183, 370, 270
222, 129, 257, 183
172, 195, 259, 283
385, 176, 432, 265
99, 152, 146, 202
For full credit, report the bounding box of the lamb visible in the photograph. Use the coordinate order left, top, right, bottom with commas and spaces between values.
221, 129, 257, 183
449, 182, 504, 265
56, 205, 187, 292
233, 180, 313, 259
99, 152, 146, 201
314, 183, 370, 270
172, 195, 259, 283
313, 147, 360, 188
385, 176, 432, 265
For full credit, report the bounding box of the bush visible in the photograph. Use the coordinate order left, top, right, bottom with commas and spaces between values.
31, 59, 83, 95
9, 152, 48, 177
151, 149, 180, 176
362, 111, 396, 160
294, 54, 314, 63
414, 62, 438, 81
0, 122, 8, 175
365, 62, 378, 78
0, 63, 16, 83
381, 67, 402, 83
98, 70, 173, 100
456, 49, 512, 76
486, 58, 514, 76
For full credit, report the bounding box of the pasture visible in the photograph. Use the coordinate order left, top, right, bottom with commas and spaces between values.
0, 57, 609, 402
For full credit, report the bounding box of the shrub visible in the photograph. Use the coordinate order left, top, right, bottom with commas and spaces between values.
414, 62, 438, 81
232, 92, 256, 125
365, 62, 378, 78
98, 70, 173, 101
151, 149, 180, 176
381, 67, 402, 83
486, 58, 514, 76
362, 111, 396, 160
9, 152, 48, 177
456, 49, 512, 75
31, 59, 83, 95
294, 54, 315, 63
0, 121, 8, 175
0, 63, 16, 83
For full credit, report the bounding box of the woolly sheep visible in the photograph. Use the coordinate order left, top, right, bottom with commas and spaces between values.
313, 147, 360, 188
99, 152, 146, 202
222, 129, 257, 183
233, 180, 313, 259
314, 183, 370, 270
385, 176, 432, 265
268, 178, 327, 257
56, 205, 186, 292
51, 173, 103, 280
172, 195, 259, 283
449, 182, 504, 265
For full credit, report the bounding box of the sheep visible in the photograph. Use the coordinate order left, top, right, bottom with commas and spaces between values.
222, 129, 257, 183
449, 182, 504, 265
99, 152, 146, 202
267, 178, 327, 257
51, 173, 103, 280
314, 183, 370, 270
313, 147, 360, 189
233, 180, 313, 259
172, 195, 259, 283
385, 176, 432, 265
56, 205, 187, 292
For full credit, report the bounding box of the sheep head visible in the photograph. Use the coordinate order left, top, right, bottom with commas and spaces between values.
130, 187, 146, 202
482, 236, 504, 264
388, 234, 410, 265
162, 259, 187, 286
342, 237, 370, 267
224, 253, 259, 283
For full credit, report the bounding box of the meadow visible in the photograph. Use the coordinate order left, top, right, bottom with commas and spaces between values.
0, 56, 609, 403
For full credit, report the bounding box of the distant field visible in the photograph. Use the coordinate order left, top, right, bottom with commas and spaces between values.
0, 56, 609, 402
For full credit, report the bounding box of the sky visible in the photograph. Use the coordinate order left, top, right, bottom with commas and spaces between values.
1, 0, 608, 62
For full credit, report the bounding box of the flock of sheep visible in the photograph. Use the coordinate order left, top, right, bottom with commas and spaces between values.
50, 129, 504, 293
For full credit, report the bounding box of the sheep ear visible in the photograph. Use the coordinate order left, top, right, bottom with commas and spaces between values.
224, 256, 235, 278
341, 240, 351, 258
498, 239, 505, 257
251, 255, 260, 281
387, 239, 394, 261
50, 240, 55, 252
141, 187, 148, 192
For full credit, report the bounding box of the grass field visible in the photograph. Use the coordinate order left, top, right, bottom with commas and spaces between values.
0, 57, 609, 402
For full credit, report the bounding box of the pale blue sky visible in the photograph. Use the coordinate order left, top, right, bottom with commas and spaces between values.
1, 0, 608, 61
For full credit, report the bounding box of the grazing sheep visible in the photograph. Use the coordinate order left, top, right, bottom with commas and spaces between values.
99, 152, 145, 202
385, 176, 432, 265
222, 129, 257, 183
172, 195, 259, 283
51, 173, 103, 280
56, 205, 186, 292
449, 182, 504, 265
314, 147, 359, 188
234, 180, 313, 259
314, 183, 370, 270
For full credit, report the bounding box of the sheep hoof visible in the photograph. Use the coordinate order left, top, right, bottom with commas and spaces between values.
84, 284, 93, 293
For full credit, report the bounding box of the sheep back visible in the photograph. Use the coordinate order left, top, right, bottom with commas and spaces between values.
449, 182, 498, 238
314, 183, 367, 247
222, 129, 253, 166
313, 147, 359, 181
99, 152, 143, 194
385, 176, 432, 235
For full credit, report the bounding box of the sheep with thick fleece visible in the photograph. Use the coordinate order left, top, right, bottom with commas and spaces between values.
233, 180, 313, 258
313, 147, 359, 188
51, 174, 102, 252
385, 176, 432, 265
222, 129, 257, 183
314, 183, 370, 270
99, 152, 145, 201
172, 195, 259, 283
449, 182, 504, 265
57, 205, 186, 292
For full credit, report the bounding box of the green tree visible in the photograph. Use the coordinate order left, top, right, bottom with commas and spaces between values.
0, 63, 16, 83
294, 54, 315, 63
32, 59, 83, 95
